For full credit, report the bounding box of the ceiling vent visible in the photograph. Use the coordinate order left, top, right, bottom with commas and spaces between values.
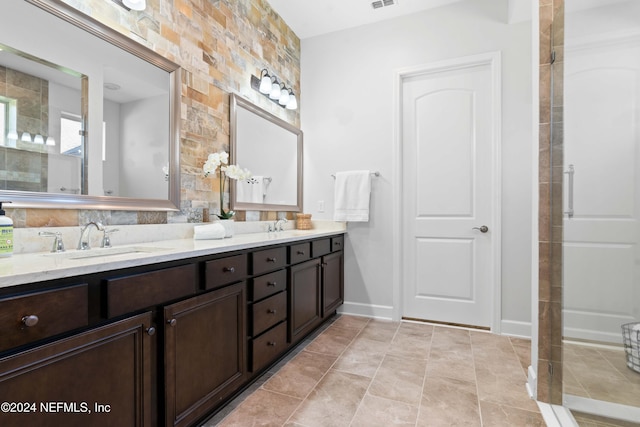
371, 0, 396, 10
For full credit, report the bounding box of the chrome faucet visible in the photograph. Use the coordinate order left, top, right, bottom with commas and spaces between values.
274, 218, 288, 232
77, 221, 104, 250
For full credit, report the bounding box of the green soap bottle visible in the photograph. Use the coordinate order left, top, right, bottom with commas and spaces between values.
0, 201, 13, 257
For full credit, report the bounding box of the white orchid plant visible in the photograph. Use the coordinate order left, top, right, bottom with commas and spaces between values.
204, 150, 252, 219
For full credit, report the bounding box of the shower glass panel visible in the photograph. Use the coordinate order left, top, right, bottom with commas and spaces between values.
561, 0, 640, 422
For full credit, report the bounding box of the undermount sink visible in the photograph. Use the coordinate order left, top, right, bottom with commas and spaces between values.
43, 246, 170, 260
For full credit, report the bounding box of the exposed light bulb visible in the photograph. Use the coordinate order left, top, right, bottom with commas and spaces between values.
259, 72, 271, 94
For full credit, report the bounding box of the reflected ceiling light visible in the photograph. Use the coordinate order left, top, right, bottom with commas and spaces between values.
33, 134, 45, 144
104, 82, 121, 91
46, 136, 56, 146
21, 132, 32, 142
250, 69, 298, 110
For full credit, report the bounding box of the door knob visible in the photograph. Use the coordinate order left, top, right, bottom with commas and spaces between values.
472, 225, 489, 233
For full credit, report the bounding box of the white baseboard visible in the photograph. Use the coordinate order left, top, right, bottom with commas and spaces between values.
338, 302, 393, 320
500, 319, 532, 338
564, 394, 640, 424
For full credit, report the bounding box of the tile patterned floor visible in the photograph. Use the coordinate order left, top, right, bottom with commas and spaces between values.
202, 315, 543, 426
564, 342, 640, 408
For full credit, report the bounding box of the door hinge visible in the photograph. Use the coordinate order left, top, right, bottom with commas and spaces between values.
551, 50, 556, 64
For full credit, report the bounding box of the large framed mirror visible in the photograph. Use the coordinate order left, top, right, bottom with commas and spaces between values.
230, 94, 302, 213
0, 0, 181, 211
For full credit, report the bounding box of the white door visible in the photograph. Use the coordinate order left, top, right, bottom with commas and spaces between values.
563, 36, 640, 343
401, 54, 500, 328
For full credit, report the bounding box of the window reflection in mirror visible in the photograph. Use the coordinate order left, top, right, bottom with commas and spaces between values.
0, 0, 180, 210
0, 44, 84, 194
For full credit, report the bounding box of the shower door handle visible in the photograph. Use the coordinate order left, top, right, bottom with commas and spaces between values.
564, 164, 574, 218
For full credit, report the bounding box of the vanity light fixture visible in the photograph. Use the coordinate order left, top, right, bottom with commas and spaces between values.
6, 130, 18, 140
250, 69, 298, 110
46, 136, 56, 146
112, 0, 146, 11
21, 132, 32, 142
33, 134, 45, 144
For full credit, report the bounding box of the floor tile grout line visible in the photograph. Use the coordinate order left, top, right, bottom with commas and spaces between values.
347, 320, 404, 427
280, 315, 373, 427
469, 330, 485, 427
414, 324, 435, 427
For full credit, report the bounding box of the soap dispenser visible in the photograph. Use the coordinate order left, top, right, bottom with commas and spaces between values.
0, 201, 13, 257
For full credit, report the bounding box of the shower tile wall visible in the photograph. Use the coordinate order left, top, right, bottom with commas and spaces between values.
538, 0, 564, 405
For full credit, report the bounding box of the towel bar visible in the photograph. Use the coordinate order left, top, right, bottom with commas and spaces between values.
331, 171, 380, 178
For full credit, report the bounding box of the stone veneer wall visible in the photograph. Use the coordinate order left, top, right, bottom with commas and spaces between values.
6, 0, 300, 228
538, 0, 563, 404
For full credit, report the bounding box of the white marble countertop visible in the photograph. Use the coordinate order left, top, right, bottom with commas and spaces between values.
0, 221, 346, 289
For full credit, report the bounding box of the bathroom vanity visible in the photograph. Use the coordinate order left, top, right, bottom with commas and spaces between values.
0, 227, 344, 427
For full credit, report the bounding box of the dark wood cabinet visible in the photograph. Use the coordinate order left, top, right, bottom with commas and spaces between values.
0, 232, 344, 427
322, 251, 344, 317
288, 258, 322, 344
0, 312, 153, 427
163, 282, 246, 427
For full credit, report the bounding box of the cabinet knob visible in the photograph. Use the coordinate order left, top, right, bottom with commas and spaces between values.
267, 309, 277, 314
223, 266, 235, 273
267, 257, 277, 263
267, 282, 277, 287
167, 318, 177, 327
146, 326, 156, 336
21, 315, 39, 327
267, 341, 276, 347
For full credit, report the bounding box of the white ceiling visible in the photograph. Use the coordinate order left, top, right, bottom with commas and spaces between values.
267, 0, 466, 39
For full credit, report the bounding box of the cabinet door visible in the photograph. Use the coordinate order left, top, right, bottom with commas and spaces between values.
322, 251, 344, 317
164, 282, 246, 427
0, 312, 153, 427
288, 259, 321, 344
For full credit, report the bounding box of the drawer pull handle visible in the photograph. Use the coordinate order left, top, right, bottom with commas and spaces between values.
146, 326, 156, 336
167, 318, 177, 327
223, 266, 235, 273
21, 315, 39, 327
334, 242, 342, 246
267, 282, 277, 287
267, 309, 277, 314
267, 341, 276, 346
297, 250, 305, 255
267, 257, 277, 263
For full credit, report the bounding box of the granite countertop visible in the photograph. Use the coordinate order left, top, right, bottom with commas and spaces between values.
0, 221, 346, 289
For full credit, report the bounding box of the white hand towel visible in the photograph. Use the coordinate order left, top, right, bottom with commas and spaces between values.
193, 223, 226, 240
333, 170, 371, 222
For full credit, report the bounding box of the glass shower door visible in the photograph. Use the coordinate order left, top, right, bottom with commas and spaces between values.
561, 0, 640, 421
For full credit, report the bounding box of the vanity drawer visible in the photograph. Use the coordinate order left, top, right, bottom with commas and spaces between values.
205, 254, 248, 290
252, 247, 287, 276
331, 235, 344, 252
106, 264, 196, 317
251, 321, 287, 372
311, 238, 331, 257
0, 284, 89, 352
251, 291, 287, 337
289, 242, 311, 265
251, 269, 287, 302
